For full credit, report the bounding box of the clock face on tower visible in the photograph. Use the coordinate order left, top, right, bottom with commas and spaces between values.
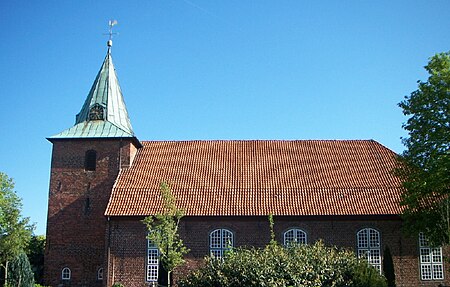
89, 104, 105, 121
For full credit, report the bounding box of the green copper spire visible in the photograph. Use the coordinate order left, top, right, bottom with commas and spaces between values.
50, 42, 136, 139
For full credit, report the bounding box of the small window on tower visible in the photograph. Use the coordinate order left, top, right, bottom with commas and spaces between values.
85, 150, 97, 171
61, 267, 71, 280
97, 268, 103, 280
89, 103, 104, 120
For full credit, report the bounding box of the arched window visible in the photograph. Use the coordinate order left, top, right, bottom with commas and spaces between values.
146, 239, 159, 282
85, 150, 97, 171
97, 268, 103, 280
357, 228, 381, 272
210, 228, 233, 258
61, 267, 71, 280
419, 233, 444, 280
284, 228, 307, 246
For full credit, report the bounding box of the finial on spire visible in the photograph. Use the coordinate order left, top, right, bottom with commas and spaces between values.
106, 20, 118, 48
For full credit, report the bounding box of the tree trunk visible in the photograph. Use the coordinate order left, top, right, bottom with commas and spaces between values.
17, 272, 21, 287
167, 271, 171, 287
5, 261, 9, 287
446, 195, 450, 244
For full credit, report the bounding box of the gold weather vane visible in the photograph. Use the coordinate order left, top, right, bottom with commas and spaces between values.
106, 20, 118, 47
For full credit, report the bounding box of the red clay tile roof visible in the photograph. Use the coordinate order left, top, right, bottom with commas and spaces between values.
105, 140, 403, 217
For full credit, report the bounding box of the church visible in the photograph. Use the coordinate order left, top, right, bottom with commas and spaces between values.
44, 40, 449, 287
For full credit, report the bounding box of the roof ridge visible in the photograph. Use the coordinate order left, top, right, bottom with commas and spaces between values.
113, 187, 402, 190
139, 139, 381, 143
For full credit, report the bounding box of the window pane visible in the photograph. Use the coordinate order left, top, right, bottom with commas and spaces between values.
369, 249, 381, 265
284, 230, 294, 245
420, 248, 431, 263
433, 264, 444, 280
419, 233, 429, 247
210, 230, 221, 248
421, 264, 432, 280
431, 248, 442, 263
358, 249, 368, 259
369, 229, 380, 248
357, 229, 368, 248
211, 249, 222, 258
147, 265, 158, 282
148, 240, 156, 249
222, 230, 233, 248
295, 230, 307, 244
148, 249, 159, 264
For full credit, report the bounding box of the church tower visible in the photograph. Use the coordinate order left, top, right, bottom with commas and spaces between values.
44, 39, 141, 287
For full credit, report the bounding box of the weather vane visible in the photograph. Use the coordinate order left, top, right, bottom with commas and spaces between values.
106, 20, 118, 47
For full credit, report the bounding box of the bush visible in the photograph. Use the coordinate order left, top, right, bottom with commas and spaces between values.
112, 283, 125, 287
178, 241, 387, 287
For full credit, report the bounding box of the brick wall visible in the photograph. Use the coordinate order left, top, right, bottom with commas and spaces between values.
108, 215, 450, 287
44, 138, 138, 287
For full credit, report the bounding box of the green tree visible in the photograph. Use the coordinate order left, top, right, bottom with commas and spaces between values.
0, 172, 34, 286
8, 252, 34, 287
398, 52, 450, 245
26, 235, 45, 284
143, 182, 190, 287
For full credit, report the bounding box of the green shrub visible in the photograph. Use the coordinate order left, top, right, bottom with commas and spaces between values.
351, 262, 387, 287
178, 241, 387, 287
112, 283, 125, 287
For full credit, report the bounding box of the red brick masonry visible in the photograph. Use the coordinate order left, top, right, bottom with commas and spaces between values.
107, 216, 449, 287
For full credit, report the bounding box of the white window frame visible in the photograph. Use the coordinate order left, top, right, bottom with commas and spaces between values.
97, 267, 103, 280
146, 239, 159, 282
61, 267, 71, 280
357, 228, 381, 273
210, 228, 234, 258
283, 228, 307, 246
419, 233, 444, 280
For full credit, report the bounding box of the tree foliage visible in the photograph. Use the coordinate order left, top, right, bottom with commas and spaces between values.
26, 235, 45, 284
0, 172, 34, 285
397, 52, 450, 245
8, 252, 34, 287
178, 241, 387, 287
143, 182, 190, 287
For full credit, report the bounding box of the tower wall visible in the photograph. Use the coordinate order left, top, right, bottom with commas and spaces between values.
44, 138, 137, 287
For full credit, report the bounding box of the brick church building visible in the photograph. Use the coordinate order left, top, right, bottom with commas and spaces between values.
44, 40, 449, 287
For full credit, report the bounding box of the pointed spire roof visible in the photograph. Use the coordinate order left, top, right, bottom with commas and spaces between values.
50, 43, 138, 141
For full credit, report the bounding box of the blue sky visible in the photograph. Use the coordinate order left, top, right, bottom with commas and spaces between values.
1, 0, 450, 235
